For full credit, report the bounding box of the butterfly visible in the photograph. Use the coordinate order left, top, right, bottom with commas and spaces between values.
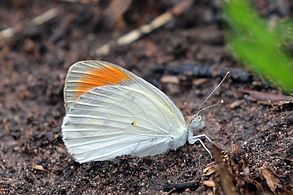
62, 60, 223, 163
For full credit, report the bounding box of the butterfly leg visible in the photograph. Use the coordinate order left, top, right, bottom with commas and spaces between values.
188, 134, 213, 158
191, 134, 212, 143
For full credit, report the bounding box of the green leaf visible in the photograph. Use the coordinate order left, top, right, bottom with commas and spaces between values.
224, 0, 293, 93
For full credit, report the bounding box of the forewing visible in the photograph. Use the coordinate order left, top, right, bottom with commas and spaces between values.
64, 60, 185, 126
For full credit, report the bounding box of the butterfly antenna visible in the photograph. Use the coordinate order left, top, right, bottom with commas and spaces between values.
196, 100, 224, 116
195, 71, 230, 115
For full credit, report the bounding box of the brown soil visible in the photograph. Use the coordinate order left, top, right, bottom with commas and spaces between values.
0, 1, 292, 194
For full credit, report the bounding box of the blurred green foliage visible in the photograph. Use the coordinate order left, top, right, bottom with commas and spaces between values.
224, 0, 293, 93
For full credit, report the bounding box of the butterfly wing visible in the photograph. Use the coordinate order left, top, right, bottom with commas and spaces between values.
62, 60, 187, 162
64, 60, 185, 124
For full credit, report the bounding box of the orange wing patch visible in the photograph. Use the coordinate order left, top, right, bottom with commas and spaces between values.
76, 66, 130, 97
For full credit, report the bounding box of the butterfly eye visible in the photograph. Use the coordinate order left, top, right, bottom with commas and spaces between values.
197, 116, 202, 121
193, 115, 202, 123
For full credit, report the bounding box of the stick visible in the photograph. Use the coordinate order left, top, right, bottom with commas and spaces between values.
102, 0, 133, 29
96, 0, 194, 55
240, 89, 293, 102
60, 0, 99, 4
0, 8, 59, 46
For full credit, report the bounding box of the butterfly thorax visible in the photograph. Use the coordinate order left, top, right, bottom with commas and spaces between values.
187, 115, 205, 144
167, 128, 187, 151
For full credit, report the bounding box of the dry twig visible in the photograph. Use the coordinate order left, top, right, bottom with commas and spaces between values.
60, 0, 99, 4
102, 0, 133, 29
241, 89, 293, 102
0, 8, 59, 46
96, 0, 194, 55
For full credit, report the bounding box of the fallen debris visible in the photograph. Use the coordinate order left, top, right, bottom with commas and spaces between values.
160, 75, 180, 84
60, 0, 99, 4
241, 89, 293, 102
260, 166, 281, 193
229, 100, 244, 109
96, 0, 194, 55
211, 144, 237, 195
102, 0, 133, 29
0, 8, 59, 46
32, 163, 46, 171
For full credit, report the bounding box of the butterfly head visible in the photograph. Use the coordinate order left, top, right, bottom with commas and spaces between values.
188, 115, 205, 132
187, 114, 205, 144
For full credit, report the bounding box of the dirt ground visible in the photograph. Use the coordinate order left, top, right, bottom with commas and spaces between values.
0, 0, 292, 194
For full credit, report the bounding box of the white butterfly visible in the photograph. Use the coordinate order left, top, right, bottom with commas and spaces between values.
62, 60, 218, 163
